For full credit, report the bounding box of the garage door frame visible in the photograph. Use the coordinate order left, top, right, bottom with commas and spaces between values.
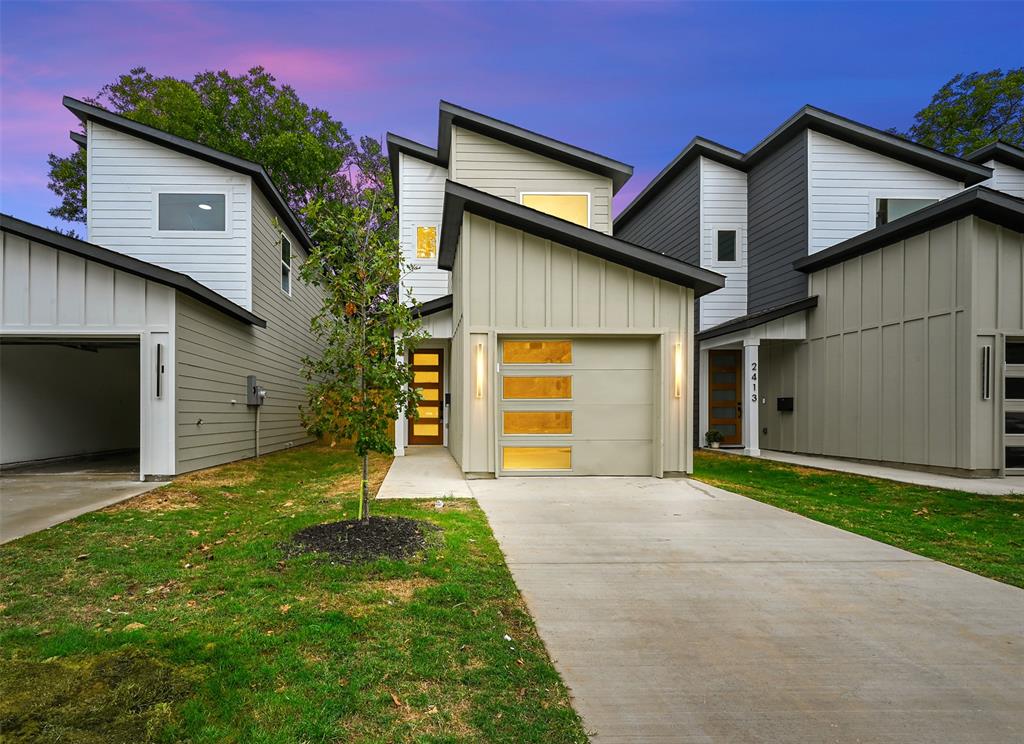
492, 330, 666, 477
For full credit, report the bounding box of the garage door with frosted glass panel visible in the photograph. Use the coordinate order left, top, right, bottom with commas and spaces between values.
498, 337, 655, 475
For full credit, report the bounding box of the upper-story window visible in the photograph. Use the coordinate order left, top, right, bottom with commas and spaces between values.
715, 229, 738, 263
416, 226, 438, 259
157, 193, 226, 232
875, 198, 937, 226
280, 236, 291, 295
520, 193, 590, 228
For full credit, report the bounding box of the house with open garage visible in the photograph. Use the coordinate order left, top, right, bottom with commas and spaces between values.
616, 110, 1024, 478
387, 102, 724, 477
0, 97, 322, 479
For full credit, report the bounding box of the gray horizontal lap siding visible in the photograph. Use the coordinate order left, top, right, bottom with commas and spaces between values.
175, 190, 322, 473
747, 131, 808, 313
615, 159, 700, 263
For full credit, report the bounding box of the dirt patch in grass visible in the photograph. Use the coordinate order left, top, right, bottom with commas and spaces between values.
365, 577, 438, 602
284, 516, 437, 564
416, 498, 476, 513
107, 485, 203, 513
0, 647, 200, 743
323, 452, 393, 500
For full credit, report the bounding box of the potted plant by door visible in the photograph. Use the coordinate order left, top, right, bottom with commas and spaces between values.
705, 430, 724, 449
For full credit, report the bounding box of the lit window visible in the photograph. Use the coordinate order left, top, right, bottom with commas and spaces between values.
875, 198, 937, 226
503, 340, 572, 364
502, 376, 572, 399
158, 193, 225, 231
503, 411, 572, 435
280, 236, 292, 295
503, 446, 571, 471
520, 193, 589, 227
716, 229, 737, 262
416, 226, 437, 259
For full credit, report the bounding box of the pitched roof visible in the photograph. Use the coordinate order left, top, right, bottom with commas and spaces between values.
964, 141, 1024, 171
793, 186, 1024, 273
412, 294, 453, 318
696, 296, 819, 342
387, 101, 635, 200
438, 180, 725, 297
615, 105, 994, 232
0, 214, 266, 327
63, 96, 314, 255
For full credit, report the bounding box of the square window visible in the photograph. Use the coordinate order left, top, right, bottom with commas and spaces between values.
158, 193, 225, 231
716, 230, 737, 262
416, 226, 437, 259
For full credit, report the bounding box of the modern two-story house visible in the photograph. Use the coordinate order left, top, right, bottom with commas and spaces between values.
616, 108, 1024, 477
0, 97, 322, 478
387, 102, 724, 477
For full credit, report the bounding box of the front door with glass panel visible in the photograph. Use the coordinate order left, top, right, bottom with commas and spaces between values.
708, 349, 742, 445
409, 350, 443, 445
1005, 338, 1024, 475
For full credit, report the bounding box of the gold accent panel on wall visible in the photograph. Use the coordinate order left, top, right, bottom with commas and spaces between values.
416, 226, 437, 259
502, 340, 572, 364
502, 446, 571, 471
503, 411, 573, 435
520, 194, 589, 227
502, 376, 572, 399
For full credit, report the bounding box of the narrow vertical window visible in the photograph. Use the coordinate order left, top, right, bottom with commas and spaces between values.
416, 226, 437, 259
280, 236, 292, 295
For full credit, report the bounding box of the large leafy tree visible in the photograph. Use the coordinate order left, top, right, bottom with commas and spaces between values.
47, 66, 355, 223
900, 68, 1024, 156
300, 157, 425, 522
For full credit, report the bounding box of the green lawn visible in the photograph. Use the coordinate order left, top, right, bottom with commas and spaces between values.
0, 445, 587, 743
693, 450, 1024, 588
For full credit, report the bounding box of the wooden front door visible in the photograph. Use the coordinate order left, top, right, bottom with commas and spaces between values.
708, 350, 742, 445
409, 349, 444, 445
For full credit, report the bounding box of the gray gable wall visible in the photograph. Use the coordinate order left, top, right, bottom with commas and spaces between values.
614, 159, 700, 263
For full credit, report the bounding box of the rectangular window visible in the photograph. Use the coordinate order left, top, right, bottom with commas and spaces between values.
413, 352, 440, 366
875, 198, 938, 226
1005, 411, 1024, 435
158, 193, 226, 231
502, 340, 572, 365
280, 236, 292, 295
1007, 341, 1024, 365
716, 229, 737, 262
503, 446, 571, 471
520, 193, 589, 227
1007, 377, 1024, 400
416, 226, 437, 259
414, 423, 439, 437
419, 387, 439, 401
502, 376, 572, 400
1006, 446, 1024, 469
414, 370, 439, 384
503, 411, 573, 435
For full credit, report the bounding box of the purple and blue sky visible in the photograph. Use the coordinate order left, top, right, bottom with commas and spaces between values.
2, 1, 1022, 230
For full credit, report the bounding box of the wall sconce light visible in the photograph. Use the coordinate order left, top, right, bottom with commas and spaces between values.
476, 343, 485, 399
674, 342, 683, 398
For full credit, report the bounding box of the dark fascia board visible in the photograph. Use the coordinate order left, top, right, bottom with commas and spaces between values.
794, 186, 1024, 274
69, 131, 87, 149
0, 214, 266, 327
411, 294, 453, 318
964, 141, 1024, 171
614, 137, 743, 230
62, 96, 313, 256
438, 181, 725, 297
386, 132, 445, 202
436, 101, 634, 194
696, 296, 819, 342
616, 105, 994, 231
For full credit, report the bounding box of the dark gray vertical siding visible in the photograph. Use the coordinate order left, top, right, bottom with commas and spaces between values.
747, 131, 809, 313
615, 160, 700, 262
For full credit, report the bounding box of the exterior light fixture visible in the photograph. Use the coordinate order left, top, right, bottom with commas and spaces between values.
197, 203, 213, 211
475, 343, 485, 398
674, 342, 683, 398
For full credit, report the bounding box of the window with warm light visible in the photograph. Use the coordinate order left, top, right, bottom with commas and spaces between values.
503, 411, 572, 435
502, 340, 572, 364
520, 193, 589, 227
416, 226, 438, 259
502, 446, 571, 471
502, 376, 572, 399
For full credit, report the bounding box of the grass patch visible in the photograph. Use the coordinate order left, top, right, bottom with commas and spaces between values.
693, 450, 1024, 588
0, 445, 586, 743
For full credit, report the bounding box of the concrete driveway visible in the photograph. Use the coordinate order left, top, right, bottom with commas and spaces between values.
471, 476, 1024, 743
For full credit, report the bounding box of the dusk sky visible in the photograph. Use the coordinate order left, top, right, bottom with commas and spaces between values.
2, 1, 1022, 231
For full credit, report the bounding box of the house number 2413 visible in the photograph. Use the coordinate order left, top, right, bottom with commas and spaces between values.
750, 361, 758, 402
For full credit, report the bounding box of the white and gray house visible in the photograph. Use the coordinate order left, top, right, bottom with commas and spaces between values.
1, 97, 323, 479
615, 108, 1024, 477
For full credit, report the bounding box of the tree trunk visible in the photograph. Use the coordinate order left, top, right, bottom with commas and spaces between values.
361, 452, 370, 523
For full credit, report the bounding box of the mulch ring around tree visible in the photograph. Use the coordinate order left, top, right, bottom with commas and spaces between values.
283, 516, 438, 564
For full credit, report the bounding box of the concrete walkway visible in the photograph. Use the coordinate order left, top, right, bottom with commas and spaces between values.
377, 446, 474, 500
470, 476, 1024, 743
718, 447, 1024, 495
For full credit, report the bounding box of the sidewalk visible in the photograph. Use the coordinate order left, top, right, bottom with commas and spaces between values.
376, 446, 474, 500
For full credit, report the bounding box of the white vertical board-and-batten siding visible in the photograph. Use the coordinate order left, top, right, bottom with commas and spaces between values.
807, 130, 963, 255
398, 152, 449, 304
86, 121, 253, 309
980, 160, 1024, 199
450, 127, 615, 235
699, 157, 748, 331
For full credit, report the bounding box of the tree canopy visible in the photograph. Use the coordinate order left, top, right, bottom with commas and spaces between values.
900, 68, 1024, 156
47, 66, 369, 224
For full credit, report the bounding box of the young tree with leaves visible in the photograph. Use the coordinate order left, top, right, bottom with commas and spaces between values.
300, 164, 425, 522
